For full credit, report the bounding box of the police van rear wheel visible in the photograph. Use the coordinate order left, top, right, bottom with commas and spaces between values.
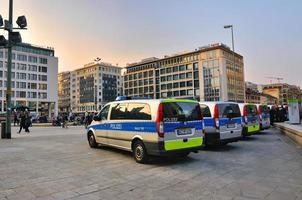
133, 141, 148, 164
88, 132, 98, 148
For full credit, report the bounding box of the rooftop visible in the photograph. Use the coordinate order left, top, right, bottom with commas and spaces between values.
126, 43, 242, 68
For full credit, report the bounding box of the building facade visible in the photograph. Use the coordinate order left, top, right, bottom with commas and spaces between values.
58, 71, 71, 112
262, 83, 302, 105
0, 43, 58, 116
260, 93, 278, 105
123, 43, 245, 102
70, 62, 122, 113
245, 87, 261, 104
245, 82, 278, 105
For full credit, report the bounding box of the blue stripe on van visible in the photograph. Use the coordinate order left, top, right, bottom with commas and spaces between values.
163, 120, 203, 133
219, 117, 242, 126
204, 117, 242, 127
89, 122, 157, 133
89, 120, 203, 133
204, 117, 215, 127
244, 115, 259, 123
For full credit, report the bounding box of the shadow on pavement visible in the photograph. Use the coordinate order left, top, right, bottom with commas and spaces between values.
96, 145, 199, 166
202, 144, 238, 152
241, 136, 258, 141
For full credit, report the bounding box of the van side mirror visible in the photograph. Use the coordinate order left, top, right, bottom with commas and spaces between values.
93, 115, 101, 121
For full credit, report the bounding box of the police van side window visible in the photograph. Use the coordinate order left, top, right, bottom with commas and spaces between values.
99, 105, 110, 120
127, 103, 151, 120
200, 105, 211, 117
110, 103, 151, 120
110, 103, 127, 120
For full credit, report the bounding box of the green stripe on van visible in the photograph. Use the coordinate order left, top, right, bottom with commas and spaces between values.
162, 99, 198, 103
247, 124, 260, 134
164, 137, 203, 151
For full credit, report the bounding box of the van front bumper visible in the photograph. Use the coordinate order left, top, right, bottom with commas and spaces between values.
144, 140, 203, 156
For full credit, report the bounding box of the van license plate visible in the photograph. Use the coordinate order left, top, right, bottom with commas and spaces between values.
227, 123, 235, 128
176, 128, 192, 136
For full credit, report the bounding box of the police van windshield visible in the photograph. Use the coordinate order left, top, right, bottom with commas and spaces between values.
163, 102, 202, 122
219, 104, 241, 118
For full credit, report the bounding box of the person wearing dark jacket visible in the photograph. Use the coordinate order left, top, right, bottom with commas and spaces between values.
269, 106, 277, 125
18, 111, 26, 133
24, 111, 30, 133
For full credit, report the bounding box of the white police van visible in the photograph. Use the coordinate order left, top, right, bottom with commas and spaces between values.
87, 98, 204, 163
199, 102, 243, 145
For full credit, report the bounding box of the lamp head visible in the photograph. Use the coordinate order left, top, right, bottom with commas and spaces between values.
0, 15, 3, 27
224, 25, 232, 29
16, 15, 27, 29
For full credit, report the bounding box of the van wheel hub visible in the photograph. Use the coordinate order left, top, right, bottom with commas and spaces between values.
135, 145, 144, 160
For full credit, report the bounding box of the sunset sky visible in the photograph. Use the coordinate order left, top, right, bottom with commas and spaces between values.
0, 0, 301, 86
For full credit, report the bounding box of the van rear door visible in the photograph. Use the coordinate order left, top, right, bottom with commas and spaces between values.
162, 100, 203, 151
218, 103, 242, 139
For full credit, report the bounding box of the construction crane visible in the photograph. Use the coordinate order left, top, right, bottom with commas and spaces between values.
265, 76, 284, 84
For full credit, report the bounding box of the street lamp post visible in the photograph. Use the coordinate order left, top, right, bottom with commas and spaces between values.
224, 25, 236, 102
0, 0, 27, 139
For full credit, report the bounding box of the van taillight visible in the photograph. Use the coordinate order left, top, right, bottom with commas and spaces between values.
243, 105, 247, 124
257, 107, 262, 115
156, 103, 164, 138
214, 104, 219, 129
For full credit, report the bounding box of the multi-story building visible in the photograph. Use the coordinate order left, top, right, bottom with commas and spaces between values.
245, 87, 261, 104
0, 43, 58, 116
260, 93, 277, 105
262, 83, 302, 105
58, 71, 71, 112
245, 81, 278, 105
123, 43, 245, 102
70, 62, 122, 113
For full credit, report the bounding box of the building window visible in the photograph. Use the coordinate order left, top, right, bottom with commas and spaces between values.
28, 56, 38, 63
39, 58, 48, 64
180, 82, 186, 88
39, 66, 47, 73
179, 73, 185, 79
186, 72, 192, 78
179, 65, 186, 71
17, 54, 27, 61
180, 90, 186, 96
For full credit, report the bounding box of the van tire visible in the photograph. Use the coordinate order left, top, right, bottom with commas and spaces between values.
133, 140, 148, 164
88, 132, 98, 148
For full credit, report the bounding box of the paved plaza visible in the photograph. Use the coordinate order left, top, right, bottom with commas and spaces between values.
0, 126, 302, 200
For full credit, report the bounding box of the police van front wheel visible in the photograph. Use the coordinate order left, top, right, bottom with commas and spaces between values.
88, 132, 98, 148
133, 141, 148, 164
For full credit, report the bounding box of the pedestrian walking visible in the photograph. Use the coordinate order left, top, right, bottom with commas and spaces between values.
24, 110, 30, 133
62, 114, 68, 128
13, 110, 19, 126
18, 111, 26, 134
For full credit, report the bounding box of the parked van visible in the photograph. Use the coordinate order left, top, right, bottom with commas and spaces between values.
238, 103, 260, 136
199, 102, 243, 145
256, 104, 270, 130
87, 98, 204, 163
